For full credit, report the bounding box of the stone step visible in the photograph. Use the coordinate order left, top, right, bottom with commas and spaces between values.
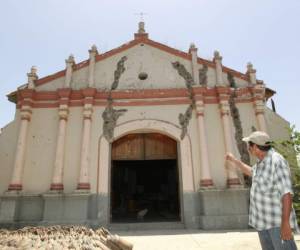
109, 221, 185, 231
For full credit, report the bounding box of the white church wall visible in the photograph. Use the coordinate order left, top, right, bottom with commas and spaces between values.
22, 108, 58, 193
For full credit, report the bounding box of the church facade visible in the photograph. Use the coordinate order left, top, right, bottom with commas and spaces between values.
0, 23, 290, 229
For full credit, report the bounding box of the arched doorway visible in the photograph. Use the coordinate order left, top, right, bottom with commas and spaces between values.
110, 133, 180, 223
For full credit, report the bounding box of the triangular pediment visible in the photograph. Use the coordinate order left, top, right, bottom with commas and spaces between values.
21, 36, 253, 92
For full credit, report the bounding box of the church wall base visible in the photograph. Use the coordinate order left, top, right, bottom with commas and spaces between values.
182, 191, 201, 229
0, 190, 250, 230
198, 188, 250, 229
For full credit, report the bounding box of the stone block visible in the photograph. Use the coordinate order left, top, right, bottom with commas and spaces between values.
43, 192, 90, 223
182, 191, 200, 229
19, 195, 44, 221
0, 194, 20, 223
198, 188, 250, 229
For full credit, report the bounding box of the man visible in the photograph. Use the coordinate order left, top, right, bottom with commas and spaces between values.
226, 131, 298, 250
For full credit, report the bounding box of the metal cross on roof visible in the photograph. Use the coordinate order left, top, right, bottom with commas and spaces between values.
134, 12, 147, 21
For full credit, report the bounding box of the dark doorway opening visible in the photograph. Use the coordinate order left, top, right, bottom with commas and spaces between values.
110, 133, 180, 223
111, 159, 180, 223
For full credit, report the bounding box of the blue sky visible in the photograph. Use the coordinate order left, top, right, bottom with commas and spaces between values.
1, 0, 299, 132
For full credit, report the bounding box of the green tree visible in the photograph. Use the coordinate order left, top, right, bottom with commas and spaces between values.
272, 126, 300, 225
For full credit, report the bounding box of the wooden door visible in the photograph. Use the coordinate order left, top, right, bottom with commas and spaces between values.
111, 133, 177, 160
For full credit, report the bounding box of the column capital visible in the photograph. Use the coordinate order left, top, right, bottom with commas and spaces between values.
219, 101, 230, 116
195, 100, 205, 116
20, 108, 32, 121
58, 106, 69, 120
250, 85, 265, 101
83, 104, 93, 120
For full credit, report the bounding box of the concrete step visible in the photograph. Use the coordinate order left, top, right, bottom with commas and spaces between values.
109, 221, 185, 231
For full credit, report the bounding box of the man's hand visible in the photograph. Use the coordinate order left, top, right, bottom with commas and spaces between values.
281, 221, 293, 240
225, 153, 237, 164
225, 153, 252, 176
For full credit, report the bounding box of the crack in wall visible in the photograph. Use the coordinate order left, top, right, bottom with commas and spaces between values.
102, 56, 128, 142
172, 61, 196, 139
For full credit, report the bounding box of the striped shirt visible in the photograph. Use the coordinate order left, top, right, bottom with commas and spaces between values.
249, 149, 298, 231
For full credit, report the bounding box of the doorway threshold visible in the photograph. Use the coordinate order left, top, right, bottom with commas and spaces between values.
108, 221, 184, 231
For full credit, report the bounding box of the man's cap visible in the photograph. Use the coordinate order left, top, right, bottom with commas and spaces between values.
242, 131, 271, 146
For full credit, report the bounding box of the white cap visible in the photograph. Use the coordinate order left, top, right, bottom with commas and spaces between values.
242, 131, 271, 146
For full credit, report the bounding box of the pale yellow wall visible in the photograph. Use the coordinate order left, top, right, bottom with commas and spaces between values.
206, 67, 217, 87
265, 107, 290, 141
72, 66, 89, 90
236, 103, 258, 136
0, 100, 287, 194
94, 44, 190, 90
204, 104, 227, 188
234, 76, 249, 87
36, 77, 65, 91
89, 104, 201, 193
221, 72, 249, 87
89, 106, 104, 193
63, 107, 83, 193
36, 44, 196, 91
0, 116, 19, 194
22, 109, 58, 193
35, 43, 252, 92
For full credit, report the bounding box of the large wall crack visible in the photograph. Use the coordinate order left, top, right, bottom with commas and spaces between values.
102, 56, 128, 142
172, 61, 196, 139
227, 73, 251, 185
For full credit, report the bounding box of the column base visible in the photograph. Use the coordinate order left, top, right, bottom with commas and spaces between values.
7, 184, 22, 191
77, 183, 90, 190
227, 178, 242, 188
200, 179, 214, 189
50, 183, 64, 191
